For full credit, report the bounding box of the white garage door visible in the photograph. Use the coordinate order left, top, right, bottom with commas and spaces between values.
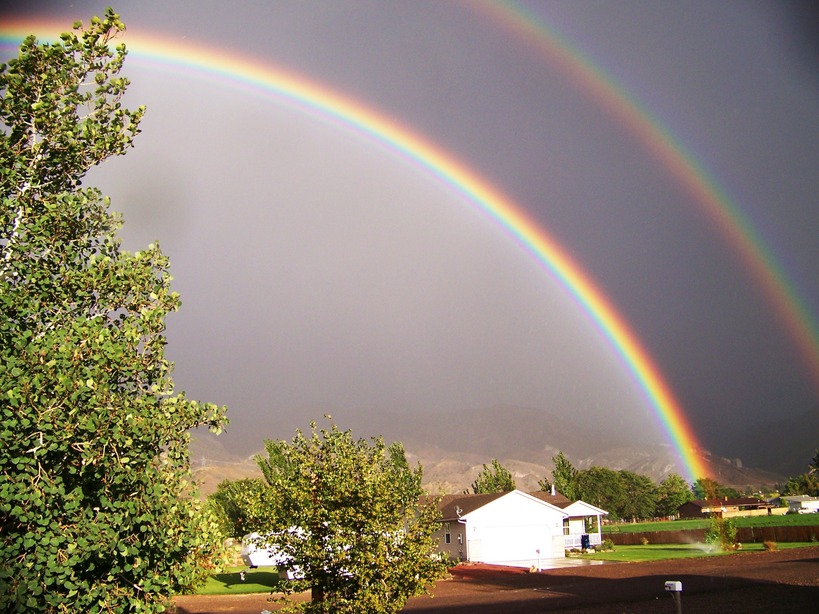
477, 524, 553, 565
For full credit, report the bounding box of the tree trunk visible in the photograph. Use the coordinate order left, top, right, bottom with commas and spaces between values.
311, 583, 325, 603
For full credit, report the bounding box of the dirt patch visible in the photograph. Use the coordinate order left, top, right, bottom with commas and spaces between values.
173, 545, 819, 613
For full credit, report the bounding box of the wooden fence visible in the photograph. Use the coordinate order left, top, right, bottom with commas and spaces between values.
608, 525, 819, 545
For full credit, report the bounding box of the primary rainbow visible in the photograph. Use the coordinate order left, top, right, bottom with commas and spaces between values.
0, 17, 709, 480
477, 0, 819, 395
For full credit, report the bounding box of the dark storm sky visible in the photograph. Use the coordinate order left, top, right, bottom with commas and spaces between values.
3, 1, 817, 464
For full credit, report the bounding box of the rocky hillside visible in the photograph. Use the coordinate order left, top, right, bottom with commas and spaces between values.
189, 405, 787, 496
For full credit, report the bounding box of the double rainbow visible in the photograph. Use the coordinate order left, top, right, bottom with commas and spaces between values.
480, 0, 819, 394
0, 16, 723, 481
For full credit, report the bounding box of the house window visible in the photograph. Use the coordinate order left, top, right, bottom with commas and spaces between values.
444, 522, 451, 544
563, 519, 570, 535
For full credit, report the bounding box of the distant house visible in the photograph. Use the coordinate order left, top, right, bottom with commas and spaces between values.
677, 497, 773, 519
433, 490, 567, 568
529, 489, 609, 549
782, 495, 819, 514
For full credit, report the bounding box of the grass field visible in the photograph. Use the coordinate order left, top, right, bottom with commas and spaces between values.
580, 541, 815, 562
603, 513, 819, 533
197, 567, 285, 595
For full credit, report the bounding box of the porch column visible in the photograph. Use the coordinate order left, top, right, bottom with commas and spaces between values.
596, 514, 602, 544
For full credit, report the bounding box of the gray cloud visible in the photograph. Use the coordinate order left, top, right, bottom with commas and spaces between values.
5, 0, 817, 470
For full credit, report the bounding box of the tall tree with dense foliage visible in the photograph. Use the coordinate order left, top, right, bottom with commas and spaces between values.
0, 11, 226, 611
781, 449, 819, 496
574, 466, 628, 520
469, 458, 516, 494
655, 472, 694, 517
538, 451, 578, 499
206, 478, 273, 539
617, 470, 658, 521
692, 477, 740, 500
255, 422, 448, 613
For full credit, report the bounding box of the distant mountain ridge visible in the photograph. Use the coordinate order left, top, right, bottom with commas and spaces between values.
190, 405, 791, 495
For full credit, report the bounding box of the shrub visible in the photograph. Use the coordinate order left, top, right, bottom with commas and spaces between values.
705, 517, 737, 551
763, 540, 777, 552
601, 538, 615, 551
640, 536, 649, 545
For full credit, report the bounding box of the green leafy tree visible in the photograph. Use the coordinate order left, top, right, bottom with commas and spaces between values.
655, 472, 694, 517
564, 465, 660, 521
618, 470, 658, 521
255, 422, 448, 613
574, 466, 628, 521
781, 473, 819, 496
206, 478, 273, 539
538, 451, 578, 499
0, 11, 226, 612
469, 458, 516, 494
692, 478, 739, 500
781, 449, 819, 496
692, 477, 720, 499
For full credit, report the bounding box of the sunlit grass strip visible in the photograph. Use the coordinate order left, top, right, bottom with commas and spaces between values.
604, 514, 819, 534
604, 519, 709, 534
583, 542, 816, 563
195, 567, 285, 595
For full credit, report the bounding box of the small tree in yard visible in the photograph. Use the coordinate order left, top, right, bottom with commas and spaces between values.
705, 517, 737, 551
0, 10, 226, 612
469, 458, 516, 494
255, 422, 448, 613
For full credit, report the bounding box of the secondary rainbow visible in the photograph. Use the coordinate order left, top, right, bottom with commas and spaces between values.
476, 0, 819, 395
0, 18, 709, 480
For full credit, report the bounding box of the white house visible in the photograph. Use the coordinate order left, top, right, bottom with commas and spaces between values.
433, 490, 568, 568
529, 489, 609, 549
783, 495, 819, 514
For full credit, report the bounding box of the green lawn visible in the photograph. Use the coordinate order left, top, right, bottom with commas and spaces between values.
604, 519, 708, 533
603, 513, 819, 534
196, 566, 286, 595
732, 514, 819, 529
580, 541, 815, 562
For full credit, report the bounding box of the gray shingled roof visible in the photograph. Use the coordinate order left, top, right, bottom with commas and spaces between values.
527, 490, 573, 509
436, 492, 508, 521
432, 490, 574, 521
